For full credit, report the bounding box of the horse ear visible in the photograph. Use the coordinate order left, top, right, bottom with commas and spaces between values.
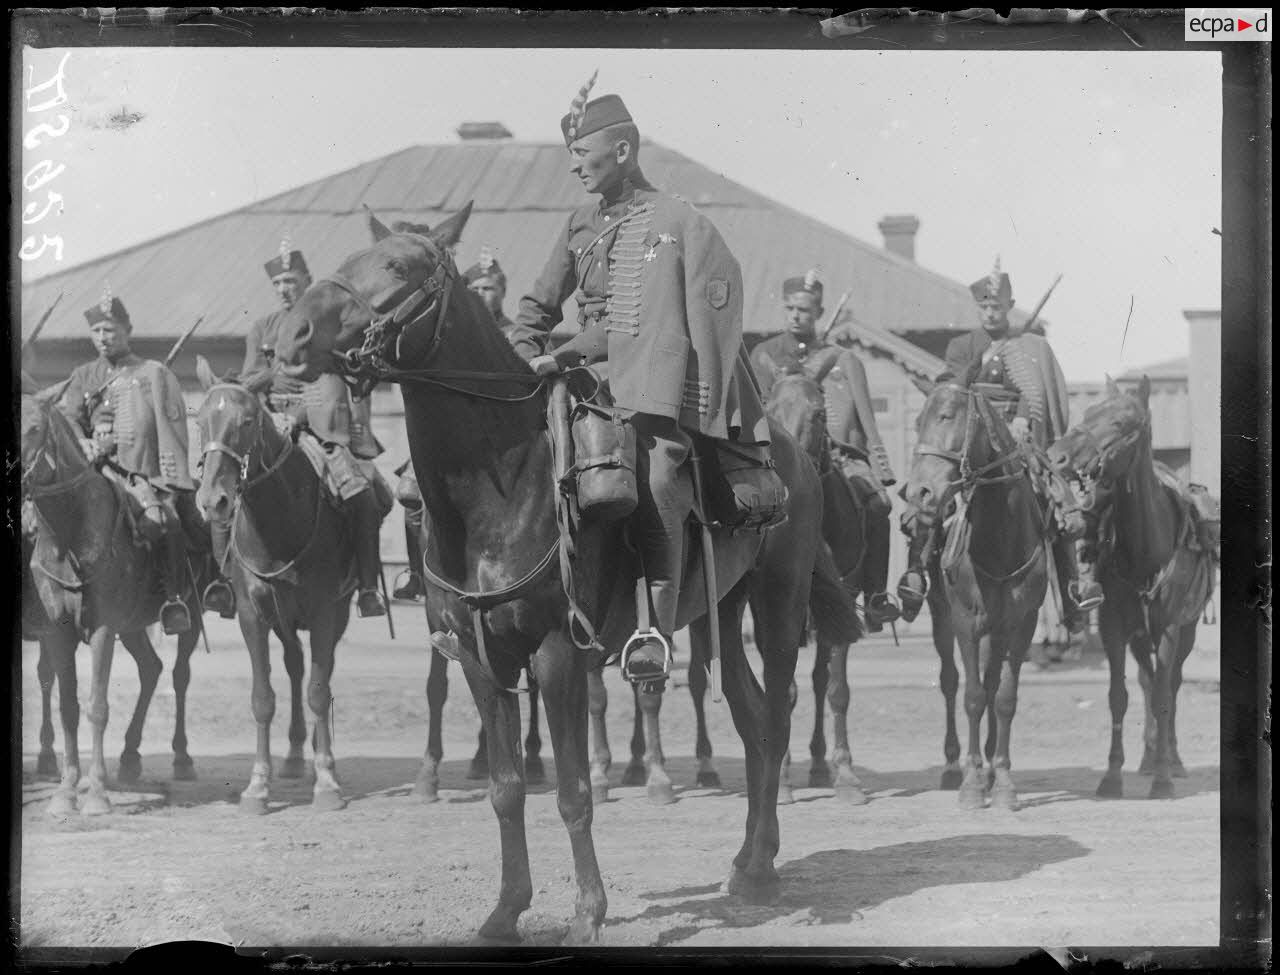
1137, 374, 1151, 406
195, 355, 218, 392
1104, 374, 1121, 397
910, 375, 935, 397
429, 201, 473, 251
365, 205, 393, 242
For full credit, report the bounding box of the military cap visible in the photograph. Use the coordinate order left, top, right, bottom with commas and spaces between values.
782, 269, 824, 303
561, 70, 634, 145
463, 246, 506, 286
264, 235, 309, 279
970, 256, 1012, 304
84, 283, 130, 327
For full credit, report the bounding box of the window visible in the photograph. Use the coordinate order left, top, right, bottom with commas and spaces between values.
872, 397, 889, 413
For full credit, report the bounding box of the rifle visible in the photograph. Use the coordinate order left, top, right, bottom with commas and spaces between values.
163, 314, 206, 369
816, 290, 851, 345
22, 291, 64, 350
1019, 274, 1063, 336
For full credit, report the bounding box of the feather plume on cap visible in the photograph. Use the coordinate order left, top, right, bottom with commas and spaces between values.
803, 269, 819, 290
566, 69, 599, 142
478, 245, 495, 273
99, 282, 113, 316
280, 235, 293, 272
987, 255, 1002, 295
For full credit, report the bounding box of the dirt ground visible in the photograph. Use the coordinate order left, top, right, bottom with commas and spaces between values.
16, 605, 1221, 955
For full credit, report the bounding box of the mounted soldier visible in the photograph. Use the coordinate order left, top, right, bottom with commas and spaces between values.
54, 287, 207, 635
516, 73, 783, 684
897, 258, 1103, 632
390, 235, 543, 602
750, 271, 901, 631
202, 238, 391, 619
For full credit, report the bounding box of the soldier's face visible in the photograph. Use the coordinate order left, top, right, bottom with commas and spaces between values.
90, 320, 130, 358
468, 275, 506, 317
272, 271, 311, 310
784, 292, 822, 338
978, 297, 1011, 332
568, 130, 628, 196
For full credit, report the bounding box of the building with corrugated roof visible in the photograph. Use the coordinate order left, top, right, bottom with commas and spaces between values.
18, 129, 1050, 598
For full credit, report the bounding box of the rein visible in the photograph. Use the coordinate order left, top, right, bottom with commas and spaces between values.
912, 387, 1028, 517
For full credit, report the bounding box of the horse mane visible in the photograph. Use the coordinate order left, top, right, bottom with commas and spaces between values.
31, 394, 92, 472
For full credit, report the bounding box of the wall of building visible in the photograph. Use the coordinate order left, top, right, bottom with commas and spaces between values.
1185, 311, 1221, 492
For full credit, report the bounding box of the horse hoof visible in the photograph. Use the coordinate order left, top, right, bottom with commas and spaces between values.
940, 768, 964, 791
117, 754, 142, 785
173, 760, 197, 782
280, 758, 307, 780
958, 787, 986, 811
466, 759, 489, 782
591, 783, 609, 805
647, 781, 676, 806
312, 789, 347, 812
411, 780, 440, 804
725, 866, 781, 906
1138, 753, 1155, 775
239, 794, 269, 816
81, 793, 112, 817
1148, 779, 1175, 800
1096, 775, 1124, 799
835, 783, 870, 806
36, 754, 60, 780
696, 770, 722, 789
474, 916, 522, 946
621, 762, 646, 787
48, 792, 77, 818
562, 917, 602, 946
776, 784, 795, 806
525, 758, 547, 785
808, 767, 832, 789
990, 788, 1020, 811
1171, 762, 1189, 779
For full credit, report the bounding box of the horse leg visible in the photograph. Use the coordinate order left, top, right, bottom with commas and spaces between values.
1096, 602, 1129, 798
1147, 626, 1178, 799
687, 642, 721, 788
1169, 625, 1195, 777
957, 622, 988, 810
931, 585, 963, 790
81, 626, 116, 816
809, 639, 833, 790
470, 724, 491, 782
524, 675, 546, 785
530, 631, 606, 945
238, 613, 275, 815
116, 630, 162, 786
638, 681, 675, 805
308, 615, 345, 811
171, 628, 199, 780
1136, 643, 1158, 775
989, 619, 1035, 811
413, 648, 448, 801
36, 642, 60, 779
621, 685, 646, 786
47, 628, 81, 817
587, 667, 611, 803
279, 624, 308, 779
458, 654, 532, 945
827, 641, 868, 804
777, 677, 797, 805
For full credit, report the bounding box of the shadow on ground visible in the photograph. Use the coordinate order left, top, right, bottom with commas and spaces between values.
616, 832, 1091, 946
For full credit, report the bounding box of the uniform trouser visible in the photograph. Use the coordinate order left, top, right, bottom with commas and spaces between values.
345, 488, 384, 592
164, 490, 208, 601
403, 503, 424, 579
632, 415, 694, 636
840, 455, 892, 597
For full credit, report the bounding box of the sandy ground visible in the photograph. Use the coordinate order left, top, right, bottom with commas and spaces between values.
17, 605, 1221, 955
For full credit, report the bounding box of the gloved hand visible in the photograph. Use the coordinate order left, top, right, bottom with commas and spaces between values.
91, 428, 117, 461
529, 354, 561, 377
1009, 416, 1032, 443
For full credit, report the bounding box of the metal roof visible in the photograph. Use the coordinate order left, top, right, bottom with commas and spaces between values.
21, 139, 1033, 352
1118, 357, 1189, 381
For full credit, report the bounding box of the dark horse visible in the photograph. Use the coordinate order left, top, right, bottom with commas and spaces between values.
20, 393, 205, 816
1047, 376, 1216, 799
193, 357, 358, 812
271, 207, 858, 944
901, 383, 1050, 810
763, 372, 872, 804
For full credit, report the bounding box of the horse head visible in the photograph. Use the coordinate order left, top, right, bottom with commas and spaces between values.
765, 372, 828, 467
272, 203, 474, 385
193, 355, 273, 523
1046, 373, 1151, 508
20, 393, 87, 493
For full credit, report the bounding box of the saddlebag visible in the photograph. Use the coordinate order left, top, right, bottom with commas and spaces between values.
568, 399, 639, 522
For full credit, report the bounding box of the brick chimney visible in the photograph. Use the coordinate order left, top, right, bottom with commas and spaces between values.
878, 214, 920, 262
457, 121, 513, 140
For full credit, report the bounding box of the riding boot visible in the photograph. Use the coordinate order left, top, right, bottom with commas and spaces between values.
160, 527, 193, 635
349, 490, 387, 617
1054, 534, 1102, 634
202, 519, 237, 619
393, 505, 425, 601
862, 509, 900, 632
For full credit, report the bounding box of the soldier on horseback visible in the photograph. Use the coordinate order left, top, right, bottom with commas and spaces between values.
55, 288, 207, 635
750, 272, 902, 631
896, 258, 1104, 632
201, 239, 390, 619
516, 74, 781, 685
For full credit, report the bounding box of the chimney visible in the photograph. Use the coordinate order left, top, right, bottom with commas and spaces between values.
878, 214, 920, 262
456, 121, 513, 141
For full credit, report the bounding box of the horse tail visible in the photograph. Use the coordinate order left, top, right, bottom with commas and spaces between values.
810, 541, 863, 646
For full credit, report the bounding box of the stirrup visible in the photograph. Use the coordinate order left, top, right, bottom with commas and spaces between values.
392, 570, 423, 601
202, 579, 237, 619
429, 630, 461, 662
1069, 583, 1104, 613
160, 598, 192, 635
356, 588, 387, 618
620, 629, 673, 686
865, 592, 901, 628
